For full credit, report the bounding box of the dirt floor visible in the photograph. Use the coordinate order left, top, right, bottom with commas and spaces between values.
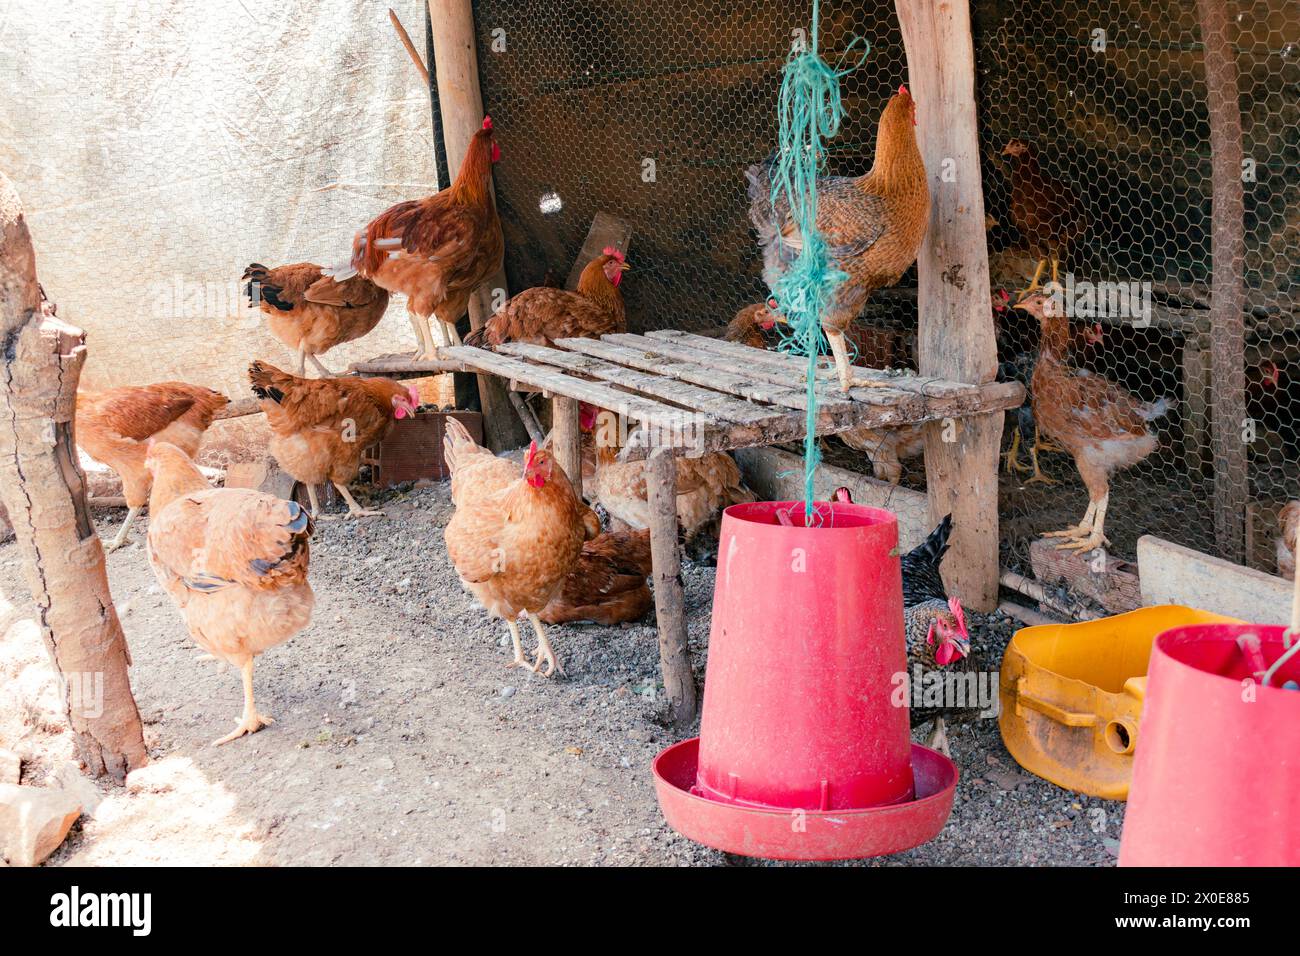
0, 479, 1123, 867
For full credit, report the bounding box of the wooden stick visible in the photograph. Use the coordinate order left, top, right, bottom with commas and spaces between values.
389, 8, 430, 86
645, 448, 698, 727
507, 389, 545, 445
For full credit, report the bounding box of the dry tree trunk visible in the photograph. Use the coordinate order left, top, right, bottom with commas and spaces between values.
0, 172, 146, 782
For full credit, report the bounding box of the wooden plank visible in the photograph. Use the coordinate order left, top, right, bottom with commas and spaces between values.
350, 352, 469, 376
557, 335, 836, 412
601, 332, 891, 412
1138, 535, 1287, 624
1181, 332, 1209, 476
646, 448, 697, 727
565, 212, 633, 291
441, 346, 705, 442
496, 342, 785, 426
646, 329, 973, 398
899, 0, 1002, 613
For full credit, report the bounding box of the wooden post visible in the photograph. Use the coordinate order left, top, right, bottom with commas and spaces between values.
1198, 0, 1248, 564
0, 173, 147, 781
427, 0, 529, 453
645, 448, 697, 726
551, 396, 583, 499
897, 1, 1001, 611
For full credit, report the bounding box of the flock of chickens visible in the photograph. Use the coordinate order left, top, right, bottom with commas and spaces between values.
71, 84, 1179, 750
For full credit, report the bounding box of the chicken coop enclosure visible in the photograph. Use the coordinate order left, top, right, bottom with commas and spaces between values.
473, 0, 1299, 576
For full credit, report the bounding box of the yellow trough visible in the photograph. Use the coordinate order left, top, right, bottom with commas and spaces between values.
998, 605, 1241, 800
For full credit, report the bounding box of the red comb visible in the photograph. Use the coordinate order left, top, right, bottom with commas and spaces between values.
523, 440, 537, 469
602, 246, 625, 262
482, 116, 493, 130
899, 84, 909, 96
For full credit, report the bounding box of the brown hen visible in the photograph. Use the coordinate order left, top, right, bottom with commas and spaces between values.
76, 381, 229, 551
249, 361, 418, 519
540, 528, 653, 626
1003, 139, 1088, 296
464, 249, 628, 348
242, 262, 388, 376
748, 85, 930, 392
443, 421, 599, 675
331, 117, 503, 358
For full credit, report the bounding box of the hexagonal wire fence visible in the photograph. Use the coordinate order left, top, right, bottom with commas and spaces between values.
472, 0, 1298, 581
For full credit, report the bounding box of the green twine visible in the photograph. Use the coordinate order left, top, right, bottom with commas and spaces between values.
765, 3, 868, 524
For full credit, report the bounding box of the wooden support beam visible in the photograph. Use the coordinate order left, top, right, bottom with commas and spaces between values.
645, 448, 697, 727
898, 0, 1002, 612
1198, 0, 1248, 563
427, 0, 529, 453
0, 173, 146, 781
551, 396, 583, 499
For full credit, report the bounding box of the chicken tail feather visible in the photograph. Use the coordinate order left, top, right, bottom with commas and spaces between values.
442, 416, 483, 475
1139, 396, 1177, 421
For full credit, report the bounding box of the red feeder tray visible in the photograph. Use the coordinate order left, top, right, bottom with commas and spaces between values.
654, 738, 956, 861
653, 500, 957, 860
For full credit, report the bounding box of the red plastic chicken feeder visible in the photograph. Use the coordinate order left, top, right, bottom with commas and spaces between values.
1119, 621, 1300, 866
653, 500, 957, 860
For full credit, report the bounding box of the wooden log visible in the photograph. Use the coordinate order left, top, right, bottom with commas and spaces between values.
1028, 538, 1142, 615
389, 7, 430, 86
551, 396, 583, 499
645, 448, 697, 727
0, 174, 146, 781
1198, 0, 1248, 564
898, 0, 1002, 612
427, 0, 528, 453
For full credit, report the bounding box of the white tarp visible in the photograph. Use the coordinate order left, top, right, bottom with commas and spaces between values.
0, 0, 438, 393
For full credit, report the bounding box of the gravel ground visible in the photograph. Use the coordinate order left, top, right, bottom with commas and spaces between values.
0, 478, 1122, 866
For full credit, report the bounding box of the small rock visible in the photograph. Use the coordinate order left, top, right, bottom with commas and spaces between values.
0, 783, 82, 866
49, 761, 103, 816
987, 769, 1028, 792
499, 686, 516, 698
0, 749, 19, 786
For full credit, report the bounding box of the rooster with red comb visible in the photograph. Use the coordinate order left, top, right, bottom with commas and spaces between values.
835, 491, 981, 755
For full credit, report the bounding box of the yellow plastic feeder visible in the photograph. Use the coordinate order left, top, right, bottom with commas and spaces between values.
998, 605, 1240, 800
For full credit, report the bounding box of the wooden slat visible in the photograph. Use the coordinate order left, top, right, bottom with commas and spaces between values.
600, 332, 897, 412
350, 352, 468, 376
440, 345, 706, 439
496, 342, 784, 426
647, 329, 974, 398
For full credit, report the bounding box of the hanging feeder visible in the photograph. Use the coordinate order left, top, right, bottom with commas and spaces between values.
652, 501, 957, 860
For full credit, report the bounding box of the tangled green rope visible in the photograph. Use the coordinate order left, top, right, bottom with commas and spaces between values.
766, 2, 868, 522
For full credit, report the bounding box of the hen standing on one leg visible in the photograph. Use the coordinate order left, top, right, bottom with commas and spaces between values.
145, 442, 314, 746
748, 85, 930, 393
442, 420, 599, 676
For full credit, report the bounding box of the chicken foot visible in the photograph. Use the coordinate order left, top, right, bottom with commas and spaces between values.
211, 658, 274, 746
105, 505, 143, 552
332, 482, 385, 519
308, 353, 336, 377
1043, 493, 1111, 552
527, 613, 564, 677
1054, 493, 1111, 553
1017, 259, 1047, 300
925, 717, 951, 758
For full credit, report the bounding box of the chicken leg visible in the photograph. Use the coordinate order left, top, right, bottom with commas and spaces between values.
526, 612, 564, 677
211, 657, 274, 746
1017, 259, 1047, 300
925, 717, 951, 758
504, 618, 529, 669
308, 354, 336, 377
1054, 493, 1111, 553
105, 505, 143, 552
332, 482, 385, 519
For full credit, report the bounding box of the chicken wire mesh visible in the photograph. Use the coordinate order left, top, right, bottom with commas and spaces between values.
473, 0, 1299, 581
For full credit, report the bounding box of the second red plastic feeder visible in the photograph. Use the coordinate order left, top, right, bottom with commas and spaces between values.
654, 500, 957, 860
